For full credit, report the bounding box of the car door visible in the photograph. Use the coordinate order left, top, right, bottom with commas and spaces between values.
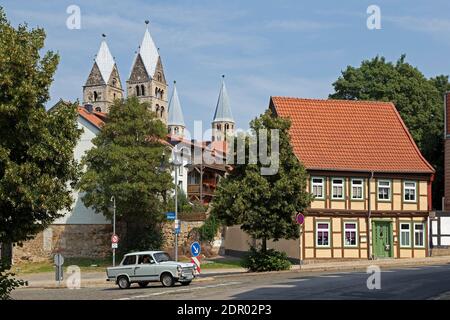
134, 254, 158, 281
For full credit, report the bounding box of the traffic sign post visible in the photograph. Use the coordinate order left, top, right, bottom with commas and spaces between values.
296, 213, 305, 269
54, 253, 64, 286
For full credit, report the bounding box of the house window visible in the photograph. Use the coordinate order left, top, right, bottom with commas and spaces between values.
141, 85, 145, 96
404, 181, 417, 202
136, 85, 140, 96
351, 179, 364, 200
316, 222, 330, 247
160, 106, 164, 118
400, 223, 411, 247
179, 164, 183, 176
344, 222, 358, 247
378, 180, 391, 201
311, 177, 324, 199
414, 223, 425, 247
331, 178, 344, 199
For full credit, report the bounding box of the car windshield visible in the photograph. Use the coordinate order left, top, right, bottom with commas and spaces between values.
153, 252, 171, 262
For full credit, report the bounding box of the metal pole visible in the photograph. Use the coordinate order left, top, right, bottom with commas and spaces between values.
175, 163, 178, 262
299, 223, 303, 270
112, 196, 116, 267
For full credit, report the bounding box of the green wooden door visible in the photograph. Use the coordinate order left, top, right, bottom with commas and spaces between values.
373, 221, 393, 258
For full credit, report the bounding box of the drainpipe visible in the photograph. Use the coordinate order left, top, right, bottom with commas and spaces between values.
368, 171, 374, 260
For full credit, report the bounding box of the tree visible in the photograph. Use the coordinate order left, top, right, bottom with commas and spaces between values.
78, 97, 173, 252
211, 110, 312, 252
0, 7, 81, 266
330, 55, 448, 209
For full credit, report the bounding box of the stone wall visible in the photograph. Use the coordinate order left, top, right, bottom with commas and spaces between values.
12, 214, 225, 264
13, 224, 112, 264
161, 213, 224, 258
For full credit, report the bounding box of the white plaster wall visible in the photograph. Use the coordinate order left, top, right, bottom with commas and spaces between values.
54, 117, 110, 225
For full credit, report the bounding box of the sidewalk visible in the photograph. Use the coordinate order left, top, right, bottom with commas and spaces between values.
17, 255, 450, 289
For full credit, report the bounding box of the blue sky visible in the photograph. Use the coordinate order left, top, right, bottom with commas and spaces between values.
2, 0, 450, 133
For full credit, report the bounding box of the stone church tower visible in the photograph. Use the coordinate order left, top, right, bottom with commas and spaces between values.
127, 22, 168, 123
83, 37, 123, 113
212, 76, 235, 142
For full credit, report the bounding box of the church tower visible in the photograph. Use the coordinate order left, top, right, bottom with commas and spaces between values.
127, 21, 168, 123
167, 81, 185, 137
212, 76, 235, 142
83, 36, 123, 113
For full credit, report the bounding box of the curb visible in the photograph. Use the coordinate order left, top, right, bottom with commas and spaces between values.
23, 276, 216, 289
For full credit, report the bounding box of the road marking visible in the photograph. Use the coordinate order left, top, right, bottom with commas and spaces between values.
263, 284, 296, 288
319, 275, 342, 278
290, 279, 310, 282
114, 281, 242, 300
381, 270, 396, 273
394, 267, 421, 271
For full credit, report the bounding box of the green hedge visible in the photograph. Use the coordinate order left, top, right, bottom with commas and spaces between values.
242, 247, 291, 272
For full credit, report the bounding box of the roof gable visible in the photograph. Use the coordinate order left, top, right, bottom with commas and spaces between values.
271, 97, 434, 174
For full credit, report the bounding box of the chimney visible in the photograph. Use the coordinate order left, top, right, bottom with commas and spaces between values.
84, 103, 93, 113
444, 92, 450, 211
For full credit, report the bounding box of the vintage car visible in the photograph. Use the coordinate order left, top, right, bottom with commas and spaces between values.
106, 251, 196, 289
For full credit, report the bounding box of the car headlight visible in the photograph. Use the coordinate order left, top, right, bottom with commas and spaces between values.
177, 265, 182, 273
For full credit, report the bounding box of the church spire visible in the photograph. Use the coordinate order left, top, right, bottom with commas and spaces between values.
167, 81, 185, 137
83, 35, 123, 113
95, 38, 115, 83
127, 21, 168, 123
213, 75, 234, 123
212, 76, 234, 142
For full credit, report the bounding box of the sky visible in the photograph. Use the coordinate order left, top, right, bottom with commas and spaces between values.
2, 0, 450, 134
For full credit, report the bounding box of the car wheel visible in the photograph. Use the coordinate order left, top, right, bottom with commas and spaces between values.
138, 281, 150, 288
180, 281, 191, 286
161, 273, 174, 287
117, 276, 130, 289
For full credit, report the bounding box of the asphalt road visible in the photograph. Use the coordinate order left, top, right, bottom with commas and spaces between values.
11, 264, 450, 300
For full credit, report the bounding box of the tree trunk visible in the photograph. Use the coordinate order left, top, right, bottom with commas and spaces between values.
0, 242, 13, 267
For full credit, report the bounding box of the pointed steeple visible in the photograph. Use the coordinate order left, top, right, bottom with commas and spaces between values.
138, 24, 159, 79
83, 35, 123, 113
213, 75, 234, 123
127, 21, 168, 123
168, 81, 185, 126
212, 76, 234, 142
95, 39, 115, 83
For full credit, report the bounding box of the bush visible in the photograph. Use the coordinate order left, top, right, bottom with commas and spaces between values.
242, 247, 291, 272
197, 214, 220, 242
0, 264, 26, 300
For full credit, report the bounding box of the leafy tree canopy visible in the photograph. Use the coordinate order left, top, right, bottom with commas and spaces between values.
211, 110, 312, 250
78, 97, 173, 251
0, 7, 81, 261
330, 55, 448, 209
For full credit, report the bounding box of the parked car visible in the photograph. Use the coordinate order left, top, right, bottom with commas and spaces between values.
106, 251, 197, 289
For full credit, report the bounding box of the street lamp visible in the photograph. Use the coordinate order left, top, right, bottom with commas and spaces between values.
171, 148, 183, 262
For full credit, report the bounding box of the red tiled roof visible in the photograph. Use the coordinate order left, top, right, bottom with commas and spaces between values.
77, 107, 105, 129
271, 97, 435, 174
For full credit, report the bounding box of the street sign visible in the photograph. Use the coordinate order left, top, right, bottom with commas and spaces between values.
296, 213, 305, 225
190, 242, 201, 257
112, 243, 118, 249
111, 234, 119, 244
54, 253, 64, 266
166, 212, 176, 220
191, 256, 201, 274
